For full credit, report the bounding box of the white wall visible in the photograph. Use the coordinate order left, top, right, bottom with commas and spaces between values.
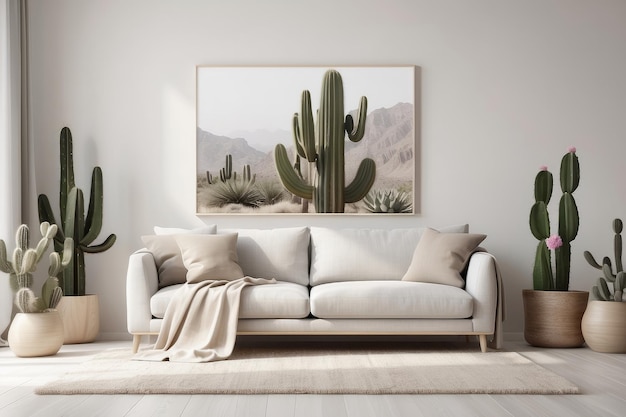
25, 0, 626, 339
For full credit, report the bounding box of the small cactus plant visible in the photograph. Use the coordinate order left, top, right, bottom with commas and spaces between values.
529, 147, 580, 290
363, 189, 412, 213
584, 218, 625, 302
0, 222, 73, 313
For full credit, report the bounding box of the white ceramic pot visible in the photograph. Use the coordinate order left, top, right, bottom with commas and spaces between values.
8, 310, 64, 357
581, 300, 626, 353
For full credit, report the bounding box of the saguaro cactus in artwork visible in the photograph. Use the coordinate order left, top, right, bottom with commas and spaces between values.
274, 69, 376, 213
38, 127, 116, 296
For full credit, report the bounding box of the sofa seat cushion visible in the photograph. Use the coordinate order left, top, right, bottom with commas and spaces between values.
151, 281, 311, 319
310, 281, 473, 319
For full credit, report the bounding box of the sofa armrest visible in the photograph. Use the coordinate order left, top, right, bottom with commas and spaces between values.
126, 250, 159, 334
464, 251, 499, 338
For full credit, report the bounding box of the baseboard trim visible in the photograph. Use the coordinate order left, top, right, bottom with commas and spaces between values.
504, 332, 524, 342
97, 332, 133, 342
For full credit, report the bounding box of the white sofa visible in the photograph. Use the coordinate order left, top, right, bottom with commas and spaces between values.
126, 225, 502, 353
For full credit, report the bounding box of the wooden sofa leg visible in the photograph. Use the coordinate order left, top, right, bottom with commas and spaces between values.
479, 334, 488, 352
132, 334, 142, 353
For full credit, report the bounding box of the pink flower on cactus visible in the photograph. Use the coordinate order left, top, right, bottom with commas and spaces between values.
568, 146, 576, 153
546, 234, 563, 250
539, 165, 548, 171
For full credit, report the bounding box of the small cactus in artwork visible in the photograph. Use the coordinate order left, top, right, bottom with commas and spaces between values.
220, 154, 233, 182
584, 218, 625, 302
363, 189, 412, 213
204, 154, 260, 207
207, 154, 256, 186
0, 222, 73, 313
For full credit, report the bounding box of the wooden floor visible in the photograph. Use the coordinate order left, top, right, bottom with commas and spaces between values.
0, 339, 625, 417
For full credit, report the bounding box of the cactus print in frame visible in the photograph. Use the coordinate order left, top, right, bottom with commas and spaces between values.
196, 66, 419, 215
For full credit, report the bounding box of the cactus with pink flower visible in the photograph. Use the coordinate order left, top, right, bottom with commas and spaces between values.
529, 146, 580, 290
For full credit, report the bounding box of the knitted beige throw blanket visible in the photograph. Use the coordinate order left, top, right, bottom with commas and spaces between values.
133, 277, 275, 363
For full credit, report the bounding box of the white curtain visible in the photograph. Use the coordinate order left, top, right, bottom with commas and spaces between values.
0, 0, 27, 346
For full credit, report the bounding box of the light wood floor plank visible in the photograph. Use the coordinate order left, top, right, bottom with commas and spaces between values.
182, 395, 238, 417
294, 395, 348, 417
125, 394, 192, 417
381, 395, 433, 417
405, 395, 513, 417
63, 394, 143, 417
343, 394, 463, 417
265, 394, 296, 417
0, 385, 34, 413
234, 395, 268, 417
0, 391, 80, 417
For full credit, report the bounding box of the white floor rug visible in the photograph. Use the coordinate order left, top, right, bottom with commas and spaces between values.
36, 342, 579, 395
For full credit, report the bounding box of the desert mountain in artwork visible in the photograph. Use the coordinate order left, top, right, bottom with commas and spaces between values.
197, 102, 414, 189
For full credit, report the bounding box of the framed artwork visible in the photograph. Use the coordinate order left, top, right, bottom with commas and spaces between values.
196, 66, 420, 215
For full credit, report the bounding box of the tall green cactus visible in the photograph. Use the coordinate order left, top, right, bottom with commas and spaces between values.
38, 127, 116, 296
584, 218, 625, 301
529, 147, 580, 290
0, 222, 73, 313
274, 69, 376, 213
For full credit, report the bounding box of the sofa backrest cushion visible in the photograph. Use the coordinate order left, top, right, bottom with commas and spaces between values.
309, 225, 468, 286
219, 227, 310, 286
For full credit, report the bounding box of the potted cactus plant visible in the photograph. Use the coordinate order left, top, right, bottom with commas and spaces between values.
0, 222, 73, 357
38, 127, 116, 344
581, 218, 626, 352
523, 146, 589, 348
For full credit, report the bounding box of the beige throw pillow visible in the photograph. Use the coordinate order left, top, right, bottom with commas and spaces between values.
176, 234, 244, 283
401, 228, 486, 287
